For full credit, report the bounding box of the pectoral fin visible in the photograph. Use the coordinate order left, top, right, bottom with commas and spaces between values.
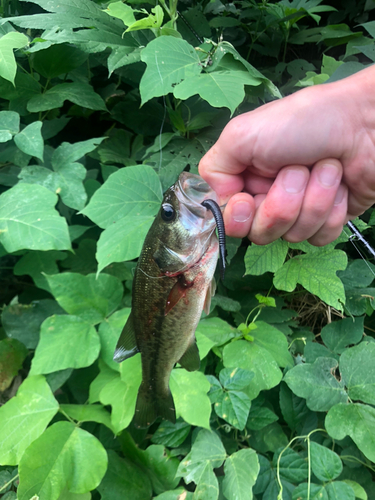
178, 341, 200, 371
113, 312, 139, 363
203, 278, 216, 315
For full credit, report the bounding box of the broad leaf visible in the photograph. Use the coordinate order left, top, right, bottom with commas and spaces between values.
223, 340, 282, 401
27, 83, 107, 112
0, 110, 19, 142
244, 240, 288, 276
0, 32, 28, 84
0, 338, 28, 391
284, 357, 348, 411
170, 369, 211, 429
174, 70, 262, 115
17, 421, 108, 500
1, 299, 65, 348
176, 429, 226, 483
14, 250, 67, 292
98, 307, 131, 371
59, 404, 113, 432
292, 483, 328, 500
0, 183, 71, 253
0, 375, 58, 465
151, 420, 191, 448
223, 449, 259, 500
340, 341, 375, 405
45, 272, 123, 325
30, 315, 100, 375
310, 442, 342, 482
14, 121, 43, 160
275, 448, 308, 483
81, 165, 162, 228
274, 248, 347, 309
96, 215, 154, 272
321, 316, 364, 354
140, 36, 201, 104
325, 403, 375, 462
325, 481, 355, 500
97, 449, 152, 500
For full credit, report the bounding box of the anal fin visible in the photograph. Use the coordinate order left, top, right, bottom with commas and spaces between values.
113, 312, 139, 363
178, 341, 200, 372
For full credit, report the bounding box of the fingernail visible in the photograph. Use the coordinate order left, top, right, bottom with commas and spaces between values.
334, 185, 345, 205
282, 168, 308, 193
232, 201, 252, 222
318, 164, 340, 187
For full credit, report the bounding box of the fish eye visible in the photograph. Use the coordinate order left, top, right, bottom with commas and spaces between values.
161, 203, 176, 222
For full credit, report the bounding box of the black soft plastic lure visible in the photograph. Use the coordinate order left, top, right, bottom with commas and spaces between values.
201, 199, 226, 280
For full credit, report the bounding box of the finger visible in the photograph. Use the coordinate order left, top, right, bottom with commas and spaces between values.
249, 166, 310, 245
308, 184, 348, 246
223, 193, 255, 238
283, 159, 343, 242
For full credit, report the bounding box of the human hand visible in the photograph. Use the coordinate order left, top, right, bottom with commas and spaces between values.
199, 65, 375, 246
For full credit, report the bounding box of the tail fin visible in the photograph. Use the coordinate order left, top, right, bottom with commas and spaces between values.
133, 382, 176, 428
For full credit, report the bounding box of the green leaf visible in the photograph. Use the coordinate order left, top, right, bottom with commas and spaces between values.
97, 449, 152, 500
170, 369, 211, 429
59, 404, 113, 432
321, 317, 364, 354
81, 165, 162, 229
98, 307, 130, 371
18, 421, 108, 500
14, 121, 44, 160
292, 483, 328, 500
252, 321, 294, 368
341, 480, 367, 500
0, 110, 19, 142
274, 248, 347, 309
0, 338, 28, 391
0, 375, 58, 465
151, 420, 191, 448
27, 83, 107, 112
338, 259, 375, 288
284, 357, 348, 411
195, 317, 236, 348
247, 404, 279, 431
222, 449, 259, 500
174, 70, 262, 115
100, 356, 141, 433
89, 360, 119, 404
219, 367, 254, 390
105, 2, 136, 26
275, 448, 308, 483
19, 137, 104, 211
325, 403, 375, 462
31, 44, 88, 78
0, 32, 28, 85
340, 341, 375, 405
325, 481, 355, 500
45, 272, 123, 325
139, 37, 201, 105
192, 462, 219, 500
107, 46, 142, 75
30, 315, 100, 375
310, 442, 343, 482
126, 6, 163, 32
223, 340, 282, 401
142, 445, 180, 494
14, 250, 67, 292
96, 215, 154, 272
1, 299, 65, 349
176, 429, 226, 483
0, 183, 71, 253
214, 389, 251, 430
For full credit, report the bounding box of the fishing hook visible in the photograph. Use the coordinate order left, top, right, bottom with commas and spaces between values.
201, 199, 226, 280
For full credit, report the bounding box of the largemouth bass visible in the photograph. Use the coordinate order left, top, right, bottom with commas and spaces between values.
113, 172, 224, 428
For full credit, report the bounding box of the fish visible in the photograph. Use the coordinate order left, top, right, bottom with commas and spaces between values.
113, 172, 225, 428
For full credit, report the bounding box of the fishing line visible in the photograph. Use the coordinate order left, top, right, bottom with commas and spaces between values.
201, 199, 226, 280
154, 52, 167, 172
343, 223, 375, 280
177, 10, 204, 44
